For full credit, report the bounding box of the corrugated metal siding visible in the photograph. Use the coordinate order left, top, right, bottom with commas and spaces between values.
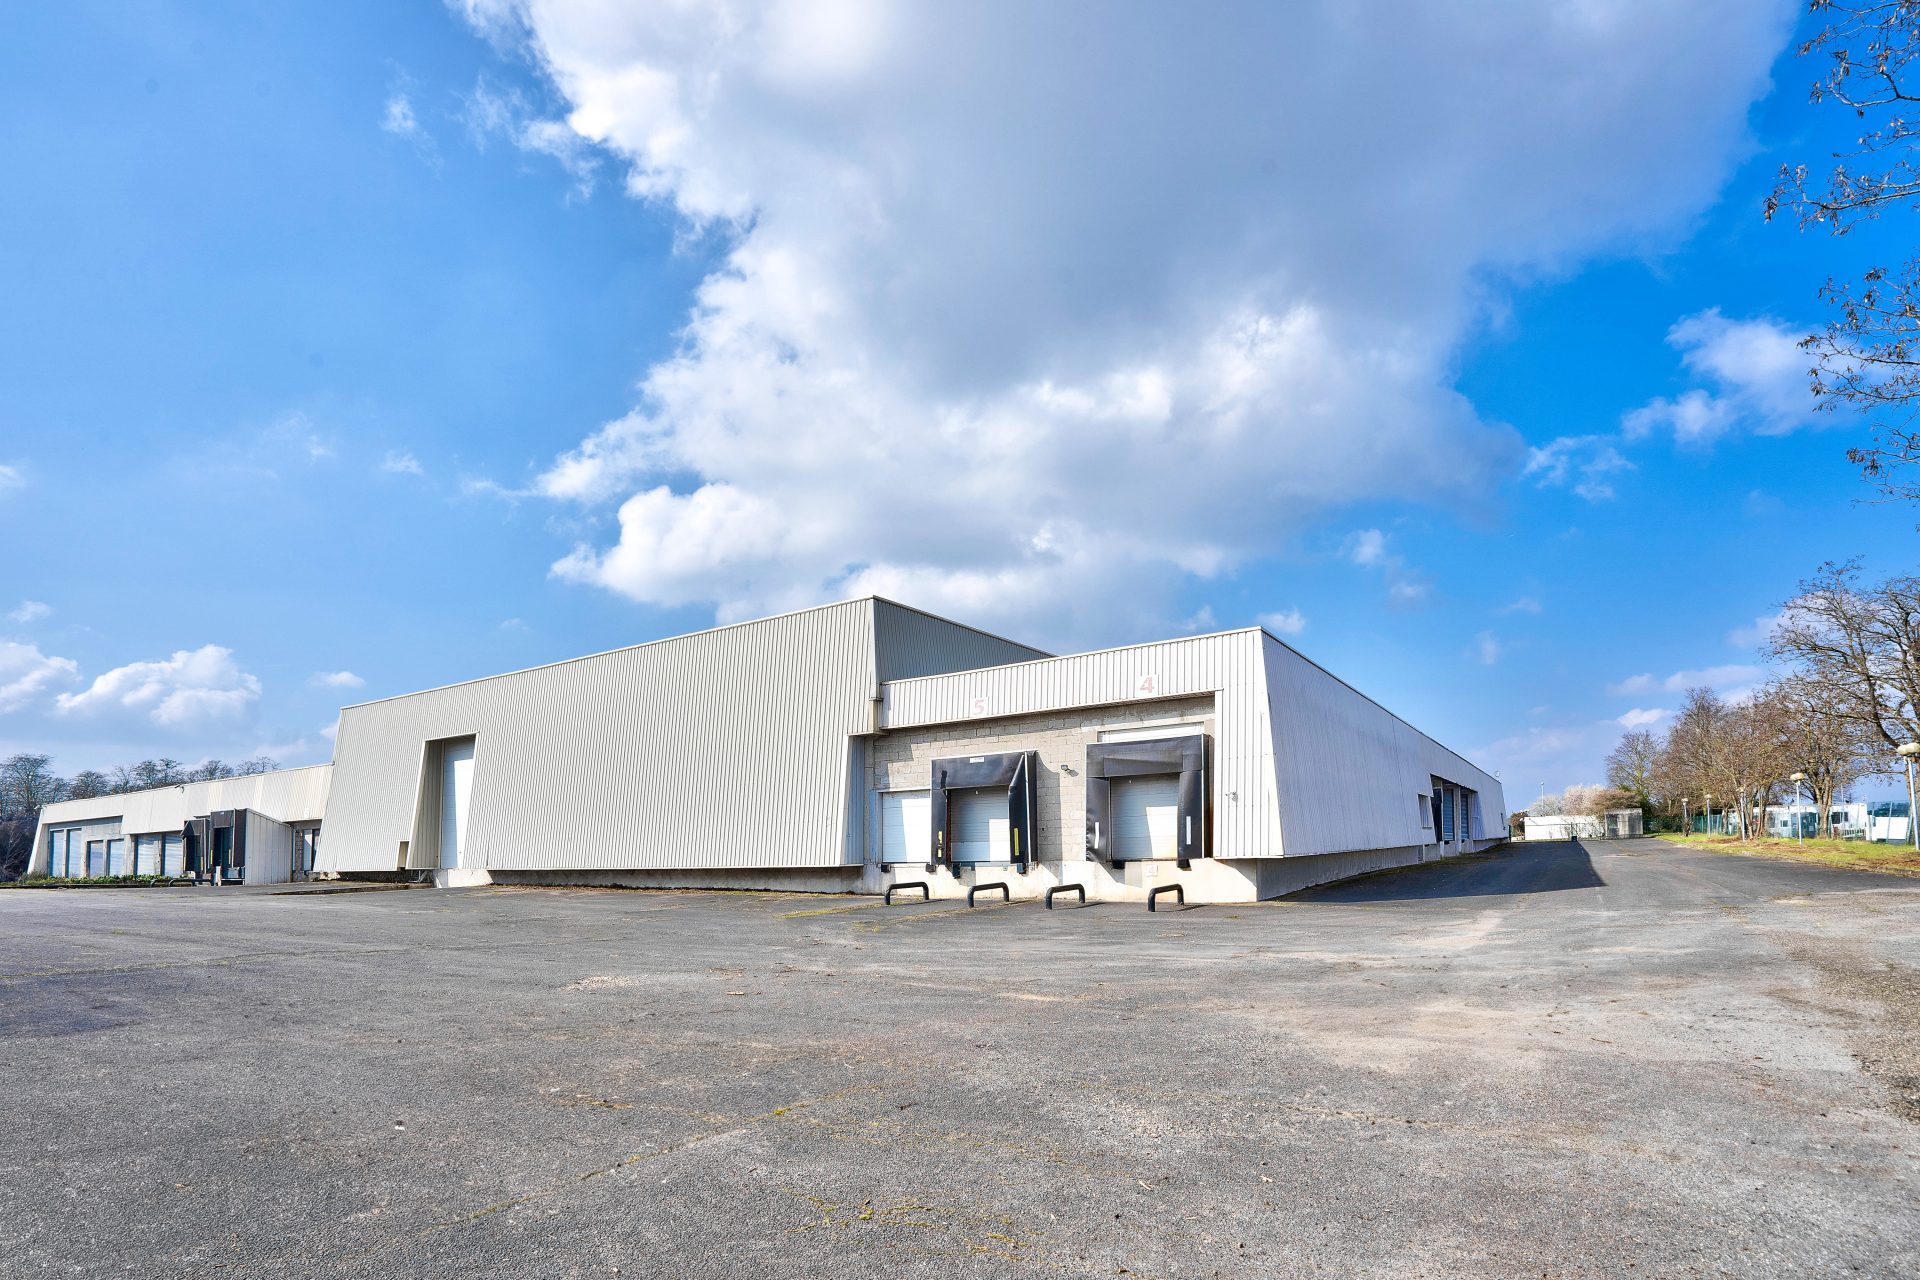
1261, 634, 1505, 857
871, 599, 1051, 680
880, 631, 1281, 860
320, 598, 892, 874
30, 766, 331, 876
244, 810, 294, 885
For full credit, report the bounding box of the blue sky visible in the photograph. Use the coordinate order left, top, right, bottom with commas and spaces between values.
1, 1, 1913, 800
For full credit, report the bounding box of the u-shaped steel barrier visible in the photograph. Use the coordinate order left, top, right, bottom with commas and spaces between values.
1044, 883, 1087, 909
1147, 883, 1185, 912
968, 881, 1011, 907
884, 881, 930, 905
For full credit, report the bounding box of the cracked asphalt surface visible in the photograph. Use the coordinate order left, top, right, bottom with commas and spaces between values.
2, 838, 1917, 1278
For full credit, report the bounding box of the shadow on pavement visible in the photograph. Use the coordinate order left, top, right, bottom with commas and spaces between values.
1286, 839, 1606, 903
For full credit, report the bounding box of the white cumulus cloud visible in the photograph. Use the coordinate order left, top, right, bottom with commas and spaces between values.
381, 450, 425, 476
1616, 707, 1669, 728
1624, 309, 1812, 445
1524, 435, 1635, 502
1607, 664, 1765, 698
1258, 608, 1306, 637
465, 0, 1791, 641
8, 600, 52, 624
0, 641, 79, 712
308, 670, 366, 690
0, 463, 22, 495
56, 645, 262, 727
383, 93, 423, 138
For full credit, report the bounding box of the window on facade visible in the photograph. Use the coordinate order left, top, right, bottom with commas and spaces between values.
1418, 794, 1431, 827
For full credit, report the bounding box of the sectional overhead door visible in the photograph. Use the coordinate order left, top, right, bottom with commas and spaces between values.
949, 786, 1010, 864
878, 791, 930, 865
133, 834, 161, 875
46, 830, 73, 877
162, 833, 184, 876
1111, 775, 1181, 860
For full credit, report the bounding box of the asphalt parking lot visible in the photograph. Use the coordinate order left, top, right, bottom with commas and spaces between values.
2, 838, 1917, 1279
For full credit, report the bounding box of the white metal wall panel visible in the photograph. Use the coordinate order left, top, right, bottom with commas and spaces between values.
319, 598, 1044, 875
1112, 774, 1180, 859
949, 787, 1009, 863
29, 765, 331, 876
244, 810, 295, 886
878, 790, 930, 864
1261, 635, 1504, 858
881, 630, 1281, 860
881, 627, 1504, 863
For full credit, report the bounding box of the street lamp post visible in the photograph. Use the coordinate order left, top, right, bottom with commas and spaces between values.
1703, 793, 1714, 836
1898, 744, 1920, 851
1789, 772, 1807, 846
1682, 796, 1691, 836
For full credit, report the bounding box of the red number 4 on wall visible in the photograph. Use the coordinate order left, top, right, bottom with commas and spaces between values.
1136, 674, 1157, 696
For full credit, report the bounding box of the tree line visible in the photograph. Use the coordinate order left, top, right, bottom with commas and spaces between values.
1594, 561, 1920, 838
0, 752, 280, 879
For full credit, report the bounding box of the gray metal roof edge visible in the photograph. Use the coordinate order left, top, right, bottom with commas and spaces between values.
869, 596, 1053, 660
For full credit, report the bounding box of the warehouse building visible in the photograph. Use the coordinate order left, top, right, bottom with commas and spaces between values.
29, 765, 331, 884
32, 597, 1504, 903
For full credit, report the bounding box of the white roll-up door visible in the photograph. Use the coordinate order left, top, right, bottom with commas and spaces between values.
161, 834, 184, 877
106, 839, 128, 876
1112, 774, 1180, 860
879, 790, 930, 864
439, 739, 476, 869
134, 835, 159, 875
949, 786, 1009, 864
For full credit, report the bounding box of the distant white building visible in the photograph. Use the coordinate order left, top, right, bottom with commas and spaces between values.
1523, 809, 1641, 841
1762, 800, 1909, 843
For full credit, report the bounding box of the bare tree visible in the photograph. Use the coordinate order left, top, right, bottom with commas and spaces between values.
1769, 2, 1920, 495
67, 770, 110, 800
1553, 783, 1638, 818
1771, 561, 1920, 755
0, 753, 67, 816
235, 757, 278, 777
1770, 673, 1882, 834
1606, 730, 1661, 810
0, 754, 68, 880
1660, 688, 1735, 820
1722, 691, 1795, 836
